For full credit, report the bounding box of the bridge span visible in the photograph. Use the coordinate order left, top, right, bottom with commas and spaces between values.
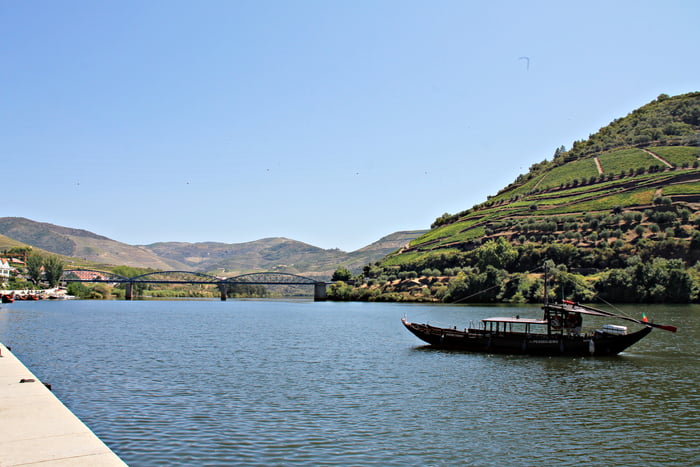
61, 270, 328, 301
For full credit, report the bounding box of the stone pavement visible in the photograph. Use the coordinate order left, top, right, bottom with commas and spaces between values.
0, 343, 128, 466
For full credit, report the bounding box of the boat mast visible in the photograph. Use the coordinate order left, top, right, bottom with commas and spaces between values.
543, 262, 548, 306
543, 262, 553, 335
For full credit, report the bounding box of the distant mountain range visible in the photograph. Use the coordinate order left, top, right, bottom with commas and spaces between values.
0, 217, 426, 279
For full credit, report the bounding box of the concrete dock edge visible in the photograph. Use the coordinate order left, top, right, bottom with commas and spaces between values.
0, 342, 128, 466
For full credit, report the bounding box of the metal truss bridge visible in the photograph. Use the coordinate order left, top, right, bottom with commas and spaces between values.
60, 269, 328, 301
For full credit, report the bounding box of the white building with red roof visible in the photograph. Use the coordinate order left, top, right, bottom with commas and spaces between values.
0, 259, 12, 283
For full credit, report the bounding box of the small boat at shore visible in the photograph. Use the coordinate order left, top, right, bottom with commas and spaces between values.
14, 294, 40, 300
1, 294, 14, 304
402, 268, 677, 356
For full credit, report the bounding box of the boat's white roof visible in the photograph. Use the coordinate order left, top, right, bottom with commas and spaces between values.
482, 317, 548, 325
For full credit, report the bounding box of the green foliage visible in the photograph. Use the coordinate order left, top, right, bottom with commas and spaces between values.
111, 265, 155, 278
331, 267, 353, 281
67, 282, 113, 299
362, 264, 383, 278
421, 268, 442, 277
6, 277, 34, 290
226, 284, 268, 298
43, 255, 65, 287
444, 267, 507, 303
501, 273, 543, 303
327, 281, 356, 301
663, 181, 700, 195
356, 94, 700, 304
398, 271, 418, 279
473, 237, 518, 270
553, 92, 700, 162
544, 187, 656, 214
107, 265, 157, 295
3, 246, 32, 257
533, 158, 599, 191
382, 248, 463, 268
413, 219, 478, 247
431, 212, 455, 228
66, 282, 93, 298
548, 267, 596, 302
18, 253, 64, 288
650, 146, 700, 166
598, 148, 661, 174
596, 258, 697, 303
91, 284, 113, 299
26, 254, 43, 285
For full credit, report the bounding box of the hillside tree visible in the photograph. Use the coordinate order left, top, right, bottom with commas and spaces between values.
43, 255, 65, 288
473, 237, 518, 270
26, 254, 44, 285
331, 267, 353, 281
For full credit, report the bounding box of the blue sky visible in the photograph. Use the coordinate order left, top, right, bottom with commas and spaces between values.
2, 1, 699, 251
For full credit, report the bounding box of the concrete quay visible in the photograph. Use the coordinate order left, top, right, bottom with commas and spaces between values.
0, 343, 128, 466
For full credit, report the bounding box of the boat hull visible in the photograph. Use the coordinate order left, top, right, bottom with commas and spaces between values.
401, 318, 652, 356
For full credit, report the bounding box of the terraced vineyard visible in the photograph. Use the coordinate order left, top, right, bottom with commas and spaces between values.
390, 159, 699, 266
330, 92, 700, 303
598, 148, 662, 174
651, 146, 700, 166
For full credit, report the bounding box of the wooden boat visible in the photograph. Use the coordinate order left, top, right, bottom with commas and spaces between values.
14, 294, 40, 300
402, 300, 677, 357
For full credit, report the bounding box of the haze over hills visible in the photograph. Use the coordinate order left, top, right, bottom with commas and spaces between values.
0, 217, 426, 279
0, 217, 185, 270
147, 230, 426, 277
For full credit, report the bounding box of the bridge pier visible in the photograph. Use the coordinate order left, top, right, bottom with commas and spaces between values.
314, 282, 327, 301
219, 284, 227, 301
125, 282, 133, 301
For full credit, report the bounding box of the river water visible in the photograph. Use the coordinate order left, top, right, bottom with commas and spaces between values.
0, 300, 697, 466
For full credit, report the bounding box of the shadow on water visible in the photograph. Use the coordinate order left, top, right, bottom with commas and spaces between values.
410, 343, 630, 360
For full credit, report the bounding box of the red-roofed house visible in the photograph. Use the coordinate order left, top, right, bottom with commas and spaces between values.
72, 271, 106, 281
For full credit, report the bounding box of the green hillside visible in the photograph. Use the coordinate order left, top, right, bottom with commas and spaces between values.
0, 233, 30, 251
330, 92, 700, 303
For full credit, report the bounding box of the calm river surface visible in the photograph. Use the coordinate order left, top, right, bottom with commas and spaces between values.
0, 300, 698, 466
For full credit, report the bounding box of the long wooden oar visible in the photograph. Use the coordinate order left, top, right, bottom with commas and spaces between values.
570, 302, 678, 333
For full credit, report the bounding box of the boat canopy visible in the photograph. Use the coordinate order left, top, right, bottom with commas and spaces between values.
545, 303, 610, 317
482, 317, 548, 325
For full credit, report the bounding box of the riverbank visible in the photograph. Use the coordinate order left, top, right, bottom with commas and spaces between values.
0, 342, 127, 466
0, 287, 75, 300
